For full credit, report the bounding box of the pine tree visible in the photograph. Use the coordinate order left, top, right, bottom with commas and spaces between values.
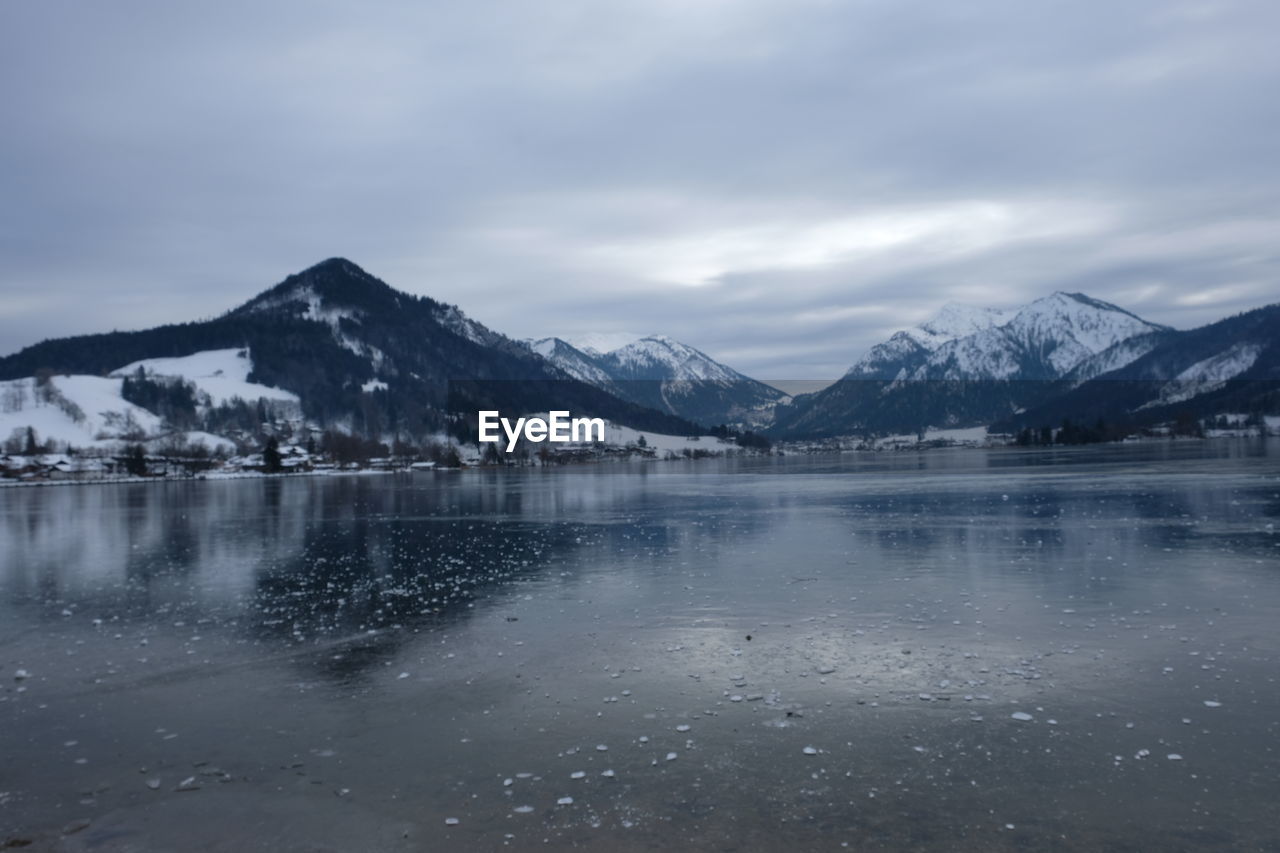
263, 436, 283, 473
124, 444, 147, 476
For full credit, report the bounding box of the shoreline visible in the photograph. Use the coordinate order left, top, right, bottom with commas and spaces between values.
2, 433, 1270, 490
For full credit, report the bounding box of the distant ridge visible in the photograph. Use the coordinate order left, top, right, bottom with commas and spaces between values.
772, 291, 1173, 438
525, 334, 786, 428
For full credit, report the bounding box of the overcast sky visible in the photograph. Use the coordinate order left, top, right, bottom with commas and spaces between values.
2, 0, 1277, 378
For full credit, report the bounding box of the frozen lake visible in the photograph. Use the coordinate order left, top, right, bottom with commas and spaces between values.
3, 441, 1279, 851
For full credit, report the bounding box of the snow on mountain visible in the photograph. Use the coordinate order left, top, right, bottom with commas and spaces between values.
527, 338, 556, 359
433, 303, 504, 347
775, 291, 1173, 438
1174, 341, 1263, 383
603, 335, 747, 384
565, 332, 641, 357
528, 334, 785, 427
238, 270, 390, 369
999, 292, 1164, 374
995, 301, 1278, 433
840, 333, 929, 381
111, 349, 300, 407
525, 338, 618, 387
1139, 342, 1265, 409
255, 283, 390, 366
0, 375, 163, 448
1, 360, 281, 453
841, 293, 1162, 385
911, 303, 1012, 347
919, 293, 1168, 381
844, 304, 1011, 380
0, 351, 301, 453
532, 334, 753, 386
10, 258, 698, 450
0, 259, 707, 450
1065, 331, 1175, 384
237, 258, 506, 371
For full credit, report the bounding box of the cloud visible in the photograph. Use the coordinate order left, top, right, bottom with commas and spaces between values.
2, 0, 1278, 377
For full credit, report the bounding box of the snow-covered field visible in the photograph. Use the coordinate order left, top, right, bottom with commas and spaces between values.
601, 422, 738, 455
2, 349, 301, 452
112, 348, 299, 407
873, 426, 991, 447
0, 375, 162, 448
158, 430, 238, 453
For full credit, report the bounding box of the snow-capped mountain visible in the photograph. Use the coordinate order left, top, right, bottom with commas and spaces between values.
5, 262, 1271, 452
0, 259, 702, 452
901, 293, 1169, 382
564, 332, 641, 357
527, 337, 619, 389
996, 302, 1280, 432
526, 334, 786, 428
843, 304, 1011, 381
602, 335, 758, 384
774, 292, 1172, 438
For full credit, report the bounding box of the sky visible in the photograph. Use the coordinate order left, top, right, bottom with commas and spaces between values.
2, 0, 1277, 379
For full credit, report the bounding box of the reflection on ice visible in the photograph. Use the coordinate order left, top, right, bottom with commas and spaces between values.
1, 440, 1278, 851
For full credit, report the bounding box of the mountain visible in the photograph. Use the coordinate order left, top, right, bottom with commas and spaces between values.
842, 303, 1012, 381
526, 334, 787, 428
1062, 330, 1179, 383
0, 259, 702, 451
527, 337, 618, 389
994, 303, 1280, 433
772, 292, 1171, 438
564, 332, 639, 357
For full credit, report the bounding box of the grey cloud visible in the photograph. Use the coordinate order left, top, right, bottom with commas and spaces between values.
2, 0, 1278, 378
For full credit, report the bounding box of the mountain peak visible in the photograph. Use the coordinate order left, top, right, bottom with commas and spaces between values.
286, 257, 393, 296
841, 289, 1170, 385
530, 332, 785, 426
232, 258, 409, 321
526, 336, 574, 359
627, 330, 686, 348
1047, 291, 1172, 330
1014, 291, 1170, 336
919, 303, 1011, 340
564, 332, 641, 356
301, 256, 365, 276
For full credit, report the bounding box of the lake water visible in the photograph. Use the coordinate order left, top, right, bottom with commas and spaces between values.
2, 441, 1278, 851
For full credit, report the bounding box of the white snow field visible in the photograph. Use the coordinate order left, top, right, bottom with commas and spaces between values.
601, 422, 738, 456
0, 375, 162, 448
111, 348, 300, 407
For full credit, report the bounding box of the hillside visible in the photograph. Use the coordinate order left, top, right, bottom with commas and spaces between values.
0, 259, 702, 451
